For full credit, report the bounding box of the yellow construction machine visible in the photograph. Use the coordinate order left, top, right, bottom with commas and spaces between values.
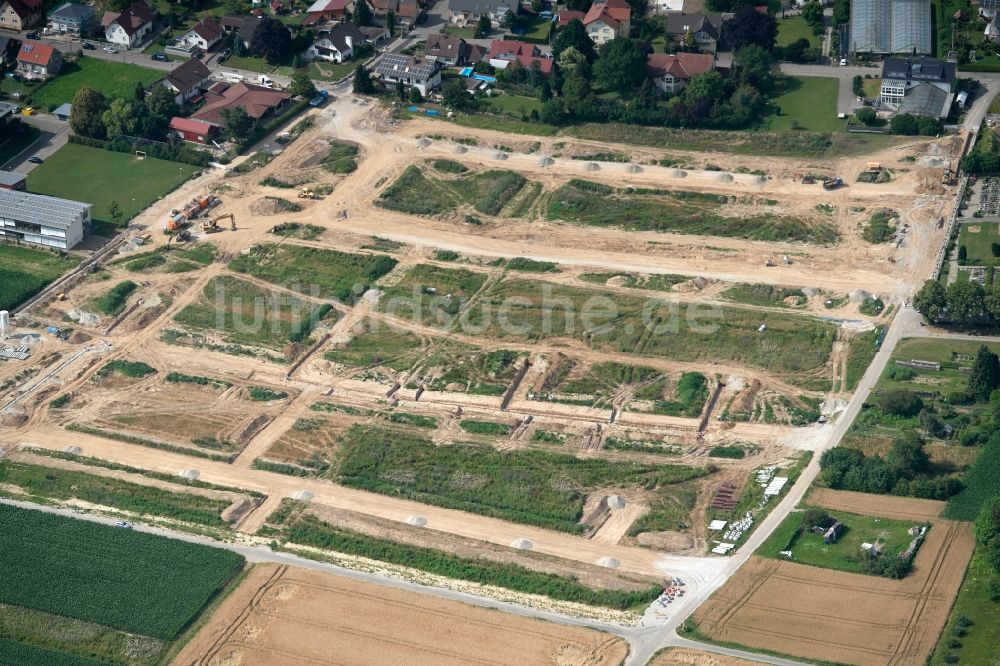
203, 213, 236, 233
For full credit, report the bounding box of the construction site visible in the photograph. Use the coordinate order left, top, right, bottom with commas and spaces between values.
0, 90, 973, 666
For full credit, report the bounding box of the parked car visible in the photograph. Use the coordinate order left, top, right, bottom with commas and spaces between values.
151, 52, 168, 61
81, 42, 95, 50
25, 32, 40, 39
308, 90, 329, 107
27, 156, 43, 164
21, 107, 33, 116
114, 521, 134, 529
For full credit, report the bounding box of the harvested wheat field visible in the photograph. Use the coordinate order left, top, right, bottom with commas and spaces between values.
691, 515, 974, 666
648, 647, 759, 665
175, 564, 629, 666
807, 488, 944, 522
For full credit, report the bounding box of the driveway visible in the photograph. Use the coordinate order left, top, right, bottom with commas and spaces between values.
1, 112, 70, 173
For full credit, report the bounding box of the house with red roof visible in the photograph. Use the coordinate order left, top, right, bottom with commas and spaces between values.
102, 0, 156, 47
645, 51, 714, 94
302, 0, 352, 26
176, 16, 224, 51
168, 117, 220, 145
583, 0, 629, 45
487, 39, 552, 75
191, 81, 292, 126
16, 40, 61, 79
0, 0, 41, 31
556, 9, 584, 27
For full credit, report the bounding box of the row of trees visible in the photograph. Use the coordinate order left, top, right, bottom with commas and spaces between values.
913, 278, 1000, 324
70, 84, 179, 142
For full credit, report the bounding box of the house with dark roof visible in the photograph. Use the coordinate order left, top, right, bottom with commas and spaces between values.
191, 81, 292, 126
302, 0, 352, 26
16, 40, 61, 79
221, 14, 262, 47
102, 0, 156, 47
646, 51, 714, 93
879, 56, 956, 118
304, 21, 365, 62
177, 16, 224, 51
374, 53, 441, 95
583, 0, 630, 45
487, 39, 552, 75
425, 33, 479, 66
159, 57, 213, 105
448, 0, 511, 27
664, 12, 724, 53
0, 0, 41, 31
46, 2, 94, 35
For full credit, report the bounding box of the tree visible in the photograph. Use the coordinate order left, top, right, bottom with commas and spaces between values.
221, 106, 256, 141
353, 63, 375, 94
107, 200, 124, 226
890, 113, 918, 135
725, 5, 777, 51
442, 79, 475, 111
102, 98, 146, 138
594, 38, 647, 94
145, 85, 179, 137
878, 389, 923, 417
552, 18, 597, 63
976, 498, 1000, 549
801, 0, 824, 33
820, 447, 865, 487
947, 280, 985, 321
833, 0, 850, 25
682, 29, 696, 50
852, 74, 864, 96
734, 44, 774, 92
354, 0, 373, 26
386, 9, 396, 37
290, 71, 316, 97
69, 87, 109, 139
250, 17, 293, 65
958, 244, 968, 263
912, 279, 946, 321
886, 432, 929, 477
968, 345, 1000, 401
396, 78, 405, 100
474, 13, 491, 38
916, 115, 942, 136
801, 507, 829, 528
408, 86, 422, 103
855, 106, 877, 125
133, 80, 146, 103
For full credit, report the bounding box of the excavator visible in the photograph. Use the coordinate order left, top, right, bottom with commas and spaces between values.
203, 213, 236, 234
166, 229, 192, 247
298, 188, 319, 200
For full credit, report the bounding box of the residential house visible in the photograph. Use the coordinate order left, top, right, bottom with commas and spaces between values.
168, 117, 220, 144
221, 15, 264, 48
448, 0, 511, 27
0, 0, 41, 31
176, 16, 224, 51
160, 57, 213, 105
395, 0, 421, 30
424, 33, 480, 66
191, 81, 292, 126
0, 36, 20, 64
879, 56, 956, 118
582, 0, 630, 45
664, 12, 724, 54
102, 0, 156, 47
645, 51, 714, 94
556, 9, 584, 27
487, 39, 552, 75
373, 53, 441, 95
302, 0, 352, 26
16, 40, 62, 79
359, 24, 389, 43
46, 2, 94, 35
304, 21, 365, 62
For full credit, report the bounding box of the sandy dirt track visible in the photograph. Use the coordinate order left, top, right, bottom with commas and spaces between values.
692, 514, 975, 666
648, 647, 760, 666
807, 488, 945, 522
174, 563, 629, 666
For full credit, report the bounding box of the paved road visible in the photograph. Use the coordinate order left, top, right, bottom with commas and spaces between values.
1, 113, 70, 173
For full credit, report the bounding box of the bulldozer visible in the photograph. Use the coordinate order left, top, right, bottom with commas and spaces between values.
298, 188, 319, 200
203, 213, 236, 234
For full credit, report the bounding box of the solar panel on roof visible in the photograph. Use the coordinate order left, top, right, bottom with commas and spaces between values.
23, 44, 32, 52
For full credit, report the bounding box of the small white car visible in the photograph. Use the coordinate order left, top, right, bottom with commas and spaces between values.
840, 57, 848, 66
114, 520, 134, 529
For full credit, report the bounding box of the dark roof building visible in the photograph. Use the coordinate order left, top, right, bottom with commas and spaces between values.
879, 56, 956, 118
161, 57, 213, 103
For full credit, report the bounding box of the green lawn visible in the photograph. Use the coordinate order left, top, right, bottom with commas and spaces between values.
764, 76, 843, 133
958, 222, 1000, 266
487, 94, 546, 116
0, 244, 79, 311
31, 57, 162, 109
777, 15, 819, 47
929, 548, 1000, 665
223, 55, 274, 74
443, 25, 477, 39
516, 16, 551, 42
28, 144, 199, 226
759, 506, 921, 575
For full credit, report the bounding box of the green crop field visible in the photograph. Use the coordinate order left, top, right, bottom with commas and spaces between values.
544, 179, 835, 244
759, 506, 921, 575
28, 144, 198, 227
28, 57, 161, 108
469, 278, 837, 383
175, 275, 329, 349
379, 263, 487, 327
929, 548, 1000, 666
335, 426, 705, 533
0, 504, 244, 641
0, 244, 78, 311
229, 244, 396, 305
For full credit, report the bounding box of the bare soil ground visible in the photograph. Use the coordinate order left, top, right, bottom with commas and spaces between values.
649, 647, 759, 665
807, 488, 946, 522
174, 563, 630, 666
692, 512, 975, 666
